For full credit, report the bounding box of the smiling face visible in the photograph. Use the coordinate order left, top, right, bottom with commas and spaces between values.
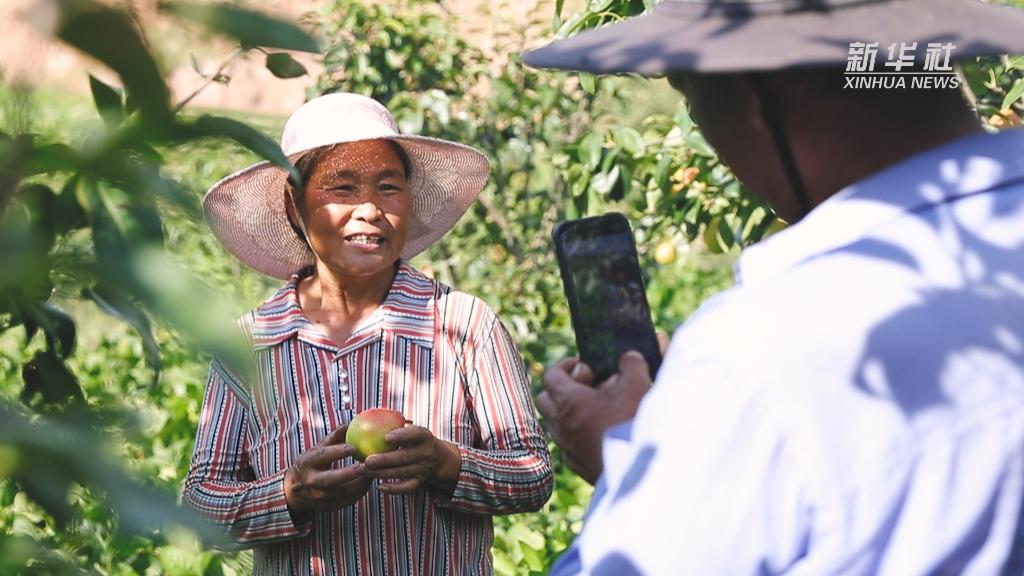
294, 139, 413, 279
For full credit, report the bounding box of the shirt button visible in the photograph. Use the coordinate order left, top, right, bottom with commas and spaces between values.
340, 384, 349, 392
342, 394, 351, 404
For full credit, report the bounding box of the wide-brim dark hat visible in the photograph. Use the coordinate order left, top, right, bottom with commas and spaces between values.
523, 0, 1024, 74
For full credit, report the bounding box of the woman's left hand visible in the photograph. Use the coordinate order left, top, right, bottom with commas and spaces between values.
362, 425, 462, 496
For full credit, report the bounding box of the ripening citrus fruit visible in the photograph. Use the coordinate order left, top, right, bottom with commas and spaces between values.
654, 241, 677, 265
670, 166, 700, 194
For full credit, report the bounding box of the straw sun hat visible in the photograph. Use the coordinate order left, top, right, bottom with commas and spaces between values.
203, 92, 491, 280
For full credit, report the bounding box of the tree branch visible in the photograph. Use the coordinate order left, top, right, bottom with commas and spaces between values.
173, 48, 245, 113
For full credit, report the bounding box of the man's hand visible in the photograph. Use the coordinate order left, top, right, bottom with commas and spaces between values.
363, 426, 462, 497
536, 351, 652, 485
284, 425, 371, 517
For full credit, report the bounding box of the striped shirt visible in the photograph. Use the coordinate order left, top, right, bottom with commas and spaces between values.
183, 262, 553, 575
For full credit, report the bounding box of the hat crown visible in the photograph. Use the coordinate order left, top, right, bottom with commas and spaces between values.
280, 93, 401, 156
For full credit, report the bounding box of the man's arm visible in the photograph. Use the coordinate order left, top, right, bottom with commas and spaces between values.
549, 305, 812, 574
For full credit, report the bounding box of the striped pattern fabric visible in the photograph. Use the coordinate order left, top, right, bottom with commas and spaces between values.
183, 262, 553, 575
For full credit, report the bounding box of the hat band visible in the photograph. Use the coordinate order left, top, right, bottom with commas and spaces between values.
282, 118, 399, 156
656, 0, 891, 18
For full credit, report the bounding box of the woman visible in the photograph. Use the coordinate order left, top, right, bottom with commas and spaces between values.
185, 93, 552, 575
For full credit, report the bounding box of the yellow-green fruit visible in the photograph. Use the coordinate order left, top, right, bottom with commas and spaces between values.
346, 408, 407, 461
654, 241, 677, 265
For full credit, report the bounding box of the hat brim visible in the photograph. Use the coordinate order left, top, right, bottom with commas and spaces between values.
523, 0, 1024, 74
203, 136, 490, 280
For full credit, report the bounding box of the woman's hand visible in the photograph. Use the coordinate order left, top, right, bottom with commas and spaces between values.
362, 426, 462, 496
284, 425, 371, 517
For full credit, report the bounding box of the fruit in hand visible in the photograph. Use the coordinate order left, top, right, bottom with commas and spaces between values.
346, 408, 408, 461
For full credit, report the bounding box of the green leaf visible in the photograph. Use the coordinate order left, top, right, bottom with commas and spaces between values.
24, 143, 80, 176
265, 52, 308, 79
1001, 78, 1024, 111
653, 154, 673, 191
508, 522, 546, 551
190, 53, 204, 76
675, 105, 694, 133
0, 204, 51, 302
161, 2, 320, 53
86, 284, 163, 382
735, 201, 759, 241
1007, 55, 1024, 71
0, 403, 228, 543
579, 72, 596, 94
80, 179, 129, 265
703, 214, 723, 253
747, 211, 779, 244
717, 212, 735, 249
614, 126, 645, 157
599, 148, 620, 173
90, 154, 198, 218
13, 461, 77, 529
127, 248, 255, 385
55, 0, 170, 124
493, 548, 517, 576
88, 74, 125, 128
53, 177, 88, 235
684, 130, 716, 157
21, 350, 84, 407
25, 303, 76, 359
185, 115, 299, 183
615, 163, 632, 201
552, 5, 563, 31
16, 184, 59, 249
578, 132, 603, 170
591, 164, 620, 195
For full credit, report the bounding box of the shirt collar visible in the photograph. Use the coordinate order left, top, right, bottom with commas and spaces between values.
736, 129, 1024, 285
249, 261, 437, 351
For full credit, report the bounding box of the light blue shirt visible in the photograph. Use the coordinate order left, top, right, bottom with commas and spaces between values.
553, 129, 1024, 575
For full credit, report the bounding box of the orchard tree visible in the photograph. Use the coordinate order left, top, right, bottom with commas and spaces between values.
0, 0, 317, 571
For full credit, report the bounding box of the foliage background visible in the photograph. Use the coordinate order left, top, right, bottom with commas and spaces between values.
1, 0, 1022, 573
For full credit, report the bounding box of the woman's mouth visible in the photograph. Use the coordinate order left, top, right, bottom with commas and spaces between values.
345, 234, 385, 249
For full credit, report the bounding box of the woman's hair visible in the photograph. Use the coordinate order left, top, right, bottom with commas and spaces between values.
284, 140, 414, 241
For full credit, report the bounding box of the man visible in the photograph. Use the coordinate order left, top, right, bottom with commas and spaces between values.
524, 0, 1024, 573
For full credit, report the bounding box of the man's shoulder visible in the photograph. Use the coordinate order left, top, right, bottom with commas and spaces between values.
665, 248, 925, 398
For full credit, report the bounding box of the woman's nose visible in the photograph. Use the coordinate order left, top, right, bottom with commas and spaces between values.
351, 198, 383, 222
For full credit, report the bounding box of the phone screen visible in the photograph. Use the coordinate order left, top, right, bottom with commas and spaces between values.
554, 213, 662, 383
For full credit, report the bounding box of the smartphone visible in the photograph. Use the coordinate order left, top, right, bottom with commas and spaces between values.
552, 212, 662, 384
